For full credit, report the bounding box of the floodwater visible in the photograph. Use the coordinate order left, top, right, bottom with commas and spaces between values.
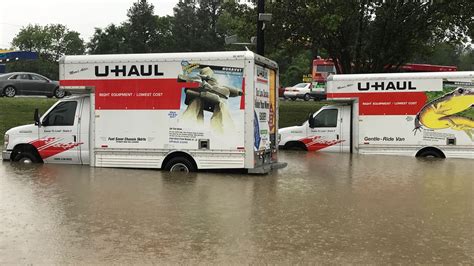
0, 151, 472, 263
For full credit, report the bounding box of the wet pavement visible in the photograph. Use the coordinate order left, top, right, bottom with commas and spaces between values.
0, 151, 472, 263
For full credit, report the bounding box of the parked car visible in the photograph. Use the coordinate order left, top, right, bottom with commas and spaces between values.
309, 83, 327, 101
283, 82, 313, 101
0, 72, 66, 98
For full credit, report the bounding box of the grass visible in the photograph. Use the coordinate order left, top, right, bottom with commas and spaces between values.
0, 97, 57, 144
279, 99, 328, 128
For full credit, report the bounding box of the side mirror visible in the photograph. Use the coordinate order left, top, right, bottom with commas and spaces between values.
308, 113, 315, 128
34, 108, 41, 127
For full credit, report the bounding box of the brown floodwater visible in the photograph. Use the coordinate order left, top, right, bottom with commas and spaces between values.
0, 151, 472, 263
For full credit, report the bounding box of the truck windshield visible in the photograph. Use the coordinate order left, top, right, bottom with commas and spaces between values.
42, 101, 77, 126
316, 65, 336, 73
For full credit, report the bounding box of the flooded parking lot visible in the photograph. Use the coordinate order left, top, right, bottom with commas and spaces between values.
0, 151, 472, 263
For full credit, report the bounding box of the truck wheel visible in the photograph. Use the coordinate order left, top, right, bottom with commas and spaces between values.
164, 157, 196, 173
14, 152, 39, 164
303, 94, 310, 101
417, 149, 444, 158
284, 141, 307, 151
4, 86, 16, 97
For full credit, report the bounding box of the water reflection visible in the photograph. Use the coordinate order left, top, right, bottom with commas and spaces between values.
0, 151, 472, 263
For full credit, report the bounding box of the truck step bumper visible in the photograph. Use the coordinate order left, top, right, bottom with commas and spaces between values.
248, 161, 287, 174
2, 150, 12, 161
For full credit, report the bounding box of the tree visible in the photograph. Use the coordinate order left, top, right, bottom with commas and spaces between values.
9, 24, 85, 79
171, 0, 226, 52
12, 24, 84, 61
216, 1, 255, 51
155, 16, 175, 52
268, 0, 473, 73
88, 24, 131, 54
127, 0, 159, 53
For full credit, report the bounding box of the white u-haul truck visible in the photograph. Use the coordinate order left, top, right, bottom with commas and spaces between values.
3, 51, 283, 173
279, 72, 474, 159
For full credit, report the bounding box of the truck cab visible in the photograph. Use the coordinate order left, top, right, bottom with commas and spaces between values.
3, 95, 90, 164
278, 104, 351, 152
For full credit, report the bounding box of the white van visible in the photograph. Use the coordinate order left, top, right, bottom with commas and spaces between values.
279, 72, 474, 159
3, 51, 284, 173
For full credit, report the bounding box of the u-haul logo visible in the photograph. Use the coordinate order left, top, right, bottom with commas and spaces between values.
95, 64, 164, 77
358, 81, 417, 91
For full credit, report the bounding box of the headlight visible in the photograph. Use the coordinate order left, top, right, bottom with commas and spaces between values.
278, 133, 281, 143
4, 134, 9, 149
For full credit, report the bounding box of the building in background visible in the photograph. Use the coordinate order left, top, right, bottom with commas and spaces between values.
0, 50, 38, 73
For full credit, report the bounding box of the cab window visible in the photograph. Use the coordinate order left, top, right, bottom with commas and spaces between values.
311, 109, 338, 128
43, 101, 77, 126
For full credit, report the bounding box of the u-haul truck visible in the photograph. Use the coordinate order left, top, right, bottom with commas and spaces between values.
279, 71, 474, 159
2, 51, 283, 173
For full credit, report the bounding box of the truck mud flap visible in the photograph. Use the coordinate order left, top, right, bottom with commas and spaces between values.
248, 161, 287, 174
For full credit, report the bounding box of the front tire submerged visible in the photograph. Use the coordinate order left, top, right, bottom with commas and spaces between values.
14, 152, 40, 164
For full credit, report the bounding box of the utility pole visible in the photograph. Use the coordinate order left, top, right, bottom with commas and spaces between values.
256, 0, 265, 56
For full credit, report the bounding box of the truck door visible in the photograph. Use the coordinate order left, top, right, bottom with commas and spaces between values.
339, 105, 352, 153
306, 107, 345, 152
37, 99, 82, 164
78, 97, 90, 164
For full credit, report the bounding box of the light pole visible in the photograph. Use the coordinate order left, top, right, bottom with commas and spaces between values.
256, 1, 272, 56
256, 0, 265, 56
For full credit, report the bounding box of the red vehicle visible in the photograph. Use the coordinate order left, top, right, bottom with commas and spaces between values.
312, 58, 458, 85
312, 58, 337, 84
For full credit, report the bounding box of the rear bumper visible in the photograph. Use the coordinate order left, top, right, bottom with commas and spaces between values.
248, 161, 287, 174
2, 150, 12, 160
309, 91, 326, 100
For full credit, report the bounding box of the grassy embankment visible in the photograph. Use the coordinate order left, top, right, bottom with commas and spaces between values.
0, 98, 57, 144
278, 100, 328, 128
0, 97, 326, 144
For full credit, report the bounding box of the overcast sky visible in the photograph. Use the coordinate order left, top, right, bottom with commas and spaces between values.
0, 0, 177, 49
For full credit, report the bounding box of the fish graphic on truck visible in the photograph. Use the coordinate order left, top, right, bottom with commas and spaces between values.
414, 87, 474, 140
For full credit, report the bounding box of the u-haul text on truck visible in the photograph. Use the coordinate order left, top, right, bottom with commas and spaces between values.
279, 72, 474, 159
2, 51, 284, 173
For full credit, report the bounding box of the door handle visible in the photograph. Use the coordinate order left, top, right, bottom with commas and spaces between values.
73, 135, 76, 142
336, 134, 339, 140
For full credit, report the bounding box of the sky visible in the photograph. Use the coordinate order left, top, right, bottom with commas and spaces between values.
0, 0, 178, 49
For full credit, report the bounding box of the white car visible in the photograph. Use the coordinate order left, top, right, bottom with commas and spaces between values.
283, 83, 313, 101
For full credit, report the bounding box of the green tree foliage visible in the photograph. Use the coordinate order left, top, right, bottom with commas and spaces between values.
155, 16, 175, 52
9, 24, 84, 79
12, 0, 471, 81
216, 1, 255, 50
277, 50, 312, 87
88, 24, 131, 54
459, 47, 474, 71
127, 0, 159, 53
12, 24, 84, 61
412, 43, 474, 71
268, 0, 472, 73
171, 0, 225, 52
